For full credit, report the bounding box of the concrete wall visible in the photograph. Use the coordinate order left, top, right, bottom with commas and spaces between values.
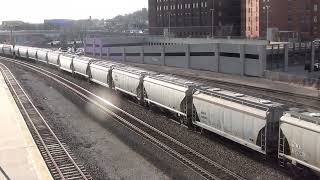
100, 36, 145, 46
189, 44, 218, 72
109, 47, 124, 62
245, 45, 262, 77
164, 45, 188, 68
143, 46, 164, 65
147, 37, 269, 45
86, 37, 145, 49
102, 46, 108, 57
219, 44, 242, 75
125, 46, 143, 63
87, 41, 267, 77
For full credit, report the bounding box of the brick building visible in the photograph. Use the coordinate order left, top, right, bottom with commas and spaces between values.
148, 0, 241, 37
242, 0, 320, 40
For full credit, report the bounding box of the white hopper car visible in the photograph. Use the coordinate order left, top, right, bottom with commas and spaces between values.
279, 109, 320, 175
27, 47, 38, 60
112, 66, 157, 100
47, 51, 62, 66
143, 74, 196, 126
14, 46, 29, 59
0, 43, 319, 176
192, 87, 284, 155
59, 54, 76, 73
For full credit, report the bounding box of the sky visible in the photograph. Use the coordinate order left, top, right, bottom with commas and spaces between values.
0, 0, 147, 24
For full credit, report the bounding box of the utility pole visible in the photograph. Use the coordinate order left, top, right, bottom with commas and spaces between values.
10, 28, 13, 45
9, 26, 17, 47
84, 16, 91, 55
210, 9, 214, 38
168, 12, 171, 38
263, 0, 270, 40
210, 0, 215, 38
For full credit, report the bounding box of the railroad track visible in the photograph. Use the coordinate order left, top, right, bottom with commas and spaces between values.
0, 63, 92, 180
176, 75, 320, 110
0, 57, 245, 180
128, 64, 320, 110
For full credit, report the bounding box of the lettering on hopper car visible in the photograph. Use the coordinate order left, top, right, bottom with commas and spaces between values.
200, 111, 207, 120
291, 142, 308, 161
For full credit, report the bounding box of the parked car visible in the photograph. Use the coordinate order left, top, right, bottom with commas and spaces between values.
315, 63, 320, 71
58, 47, 68, 53
75, 48, 84, 56
305, 63, 320, 72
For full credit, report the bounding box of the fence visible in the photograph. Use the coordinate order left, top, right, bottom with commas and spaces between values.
267, 41, 320, 72
264, 70, 320, 93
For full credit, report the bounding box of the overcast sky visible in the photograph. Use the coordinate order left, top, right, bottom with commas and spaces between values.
0, 0, 147, 23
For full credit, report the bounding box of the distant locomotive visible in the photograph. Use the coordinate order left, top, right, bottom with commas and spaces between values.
1, 44, 319, 176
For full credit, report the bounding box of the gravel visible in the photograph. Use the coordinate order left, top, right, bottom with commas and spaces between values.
1, 59, 294, 180
2, 61, 180, 180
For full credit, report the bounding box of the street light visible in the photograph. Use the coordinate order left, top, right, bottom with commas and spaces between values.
263, 0, 270, 39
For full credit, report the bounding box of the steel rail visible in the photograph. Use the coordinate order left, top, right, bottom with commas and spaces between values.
181, 76, 320, 110
0, 56, 245, 180
0, 63, 90, 180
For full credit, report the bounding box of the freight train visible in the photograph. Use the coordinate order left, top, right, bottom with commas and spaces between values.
1, 44, 319, 176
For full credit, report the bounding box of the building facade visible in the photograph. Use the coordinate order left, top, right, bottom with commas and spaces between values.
243, 0, 320, 40
148, 0, 241, 37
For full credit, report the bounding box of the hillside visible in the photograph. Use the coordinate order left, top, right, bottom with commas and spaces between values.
104, 8, 148, 33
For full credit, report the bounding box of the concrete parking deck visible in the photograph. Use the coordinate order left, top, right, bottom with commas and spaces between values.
0, 72, 52, 180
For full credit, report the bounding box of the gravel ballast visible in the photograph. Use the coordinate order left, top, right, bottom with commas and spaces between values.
1, 59, 293, 180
